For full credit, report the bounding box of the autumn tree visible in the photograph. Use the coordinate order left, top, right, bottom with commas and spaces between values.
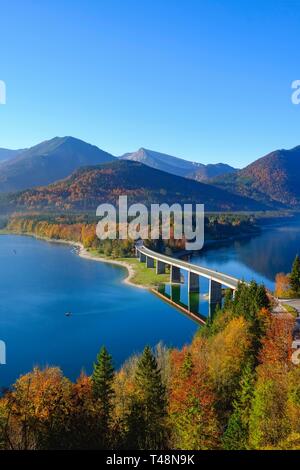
249, 364, 290, 449
207, 316, 252, 417
258, 316, 293, 366
67, 372, 109, 449
81, 224, 98, 248
286, 366, 300, 435
275, 273, 291, 298
0, 367, 73, 450
169, 347, 220, 450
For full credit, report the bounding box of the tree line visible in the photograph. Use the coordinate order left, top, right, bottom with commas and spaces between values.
6, 213, 259, 258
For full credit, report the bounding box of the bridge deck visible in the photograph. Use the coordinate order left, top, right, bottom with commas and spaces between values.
138, 246, 240, 290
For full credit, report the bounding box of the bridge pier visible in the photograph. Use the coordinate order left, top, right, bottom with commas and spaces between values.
209, 279, 222, 304
170, 265, 181, 283
136, 247, 241, 307
146, 256, 155, 268
188, 272, 200, 293
156, 260, 166, 274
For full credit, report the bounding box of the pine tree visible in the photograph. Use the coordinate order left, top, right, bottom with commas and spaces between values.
135, 346, 167, 413
255, 284, 270, 310
224, 288, 233, 310
290, 255, 300, 295
222, 411, 245, 450
126, 346, 168, 449
92, 346, 115, 430
222, 361, 255, 450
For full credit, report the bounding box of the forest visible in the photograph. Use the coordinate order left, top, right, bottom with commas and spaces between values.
5, 213, 260, 258
0, 281, 298, 450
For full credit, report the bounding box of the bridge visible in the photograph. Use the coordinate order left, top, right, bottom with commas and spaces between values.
135, 244, 241, 304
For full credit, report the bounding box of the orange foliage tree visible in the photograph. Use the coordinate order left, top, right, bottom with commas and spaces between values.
258, 316, 293, 366
275, 273, 291, 298
168, 346, 220, 450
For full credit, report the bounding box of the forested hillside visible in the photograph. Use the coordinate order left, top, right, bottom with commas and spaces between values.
212, 146, 300, 208
2, 161, 268, 213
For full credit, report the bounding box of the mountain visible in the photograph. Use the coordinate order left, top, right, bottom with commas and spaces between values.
212, 146, 300, 208
2, 160, 269, 213
119, 148, 236, 181
187, 163, 237, 182
0, 137, 115, 193
0, 148, 24, 164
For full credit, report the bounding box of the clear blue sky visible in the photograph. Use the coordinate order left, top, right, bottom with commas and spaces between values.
0, 0, 299, 167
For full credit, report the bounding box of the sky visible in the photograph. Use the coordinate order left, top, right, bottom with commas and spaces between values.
0, 0, 300, 167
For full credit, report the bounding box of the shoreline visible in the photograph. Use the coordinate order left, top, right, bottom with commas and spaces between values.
77, 244, 146, 289
0, 231, 146, 290
2, 213, 298, 291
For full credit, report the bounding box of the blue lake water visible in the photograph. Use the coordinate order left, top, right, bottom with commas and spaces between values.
0, 235, 198, 388
0, 217, 299, 387
159, 217, 300, 316
193, 216, 300, 291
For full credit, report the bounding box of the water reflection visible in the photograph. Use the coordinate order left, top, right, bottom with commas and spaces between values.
153, 217, 300, 323
188, 292, 199, 314
192, 216, 300, 290
154, 281, 221, 324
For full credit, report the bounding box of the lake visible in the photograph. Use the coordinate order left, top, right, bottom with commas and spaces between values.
0, 216, 299, 387
0, 235, 198, 388
192, 216, 300, 291
159, 217, 300, 317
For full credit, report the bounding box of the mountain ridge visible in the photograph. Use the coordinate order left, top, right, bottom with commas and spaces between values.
1, 160, 269, 213
0, 148, 25, 164
211, 145, 300, 208
2, 137, 300, 210
119, 147, 237, 181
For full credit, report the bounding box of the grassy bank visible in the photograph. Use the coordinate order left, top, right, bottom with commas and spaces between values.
116, 257, 170, 287
86, 249, 170, 287
283, 303, 299, 318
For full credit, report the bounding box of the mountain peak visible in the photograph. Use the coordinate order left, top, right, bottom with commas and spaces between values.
0, 137, 115, 193
119, 147, 236, 181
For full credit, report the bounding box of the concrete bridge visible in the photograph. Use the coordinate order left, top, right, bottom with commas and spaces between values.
135, 244, 241, 304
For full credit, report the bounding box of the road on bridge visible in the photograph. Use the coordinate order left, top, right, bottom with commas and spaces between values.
137, 245, 241, 291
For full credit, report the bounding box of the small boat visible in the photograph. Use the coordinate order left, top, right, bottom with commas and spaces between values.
65, 312, 72, 317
